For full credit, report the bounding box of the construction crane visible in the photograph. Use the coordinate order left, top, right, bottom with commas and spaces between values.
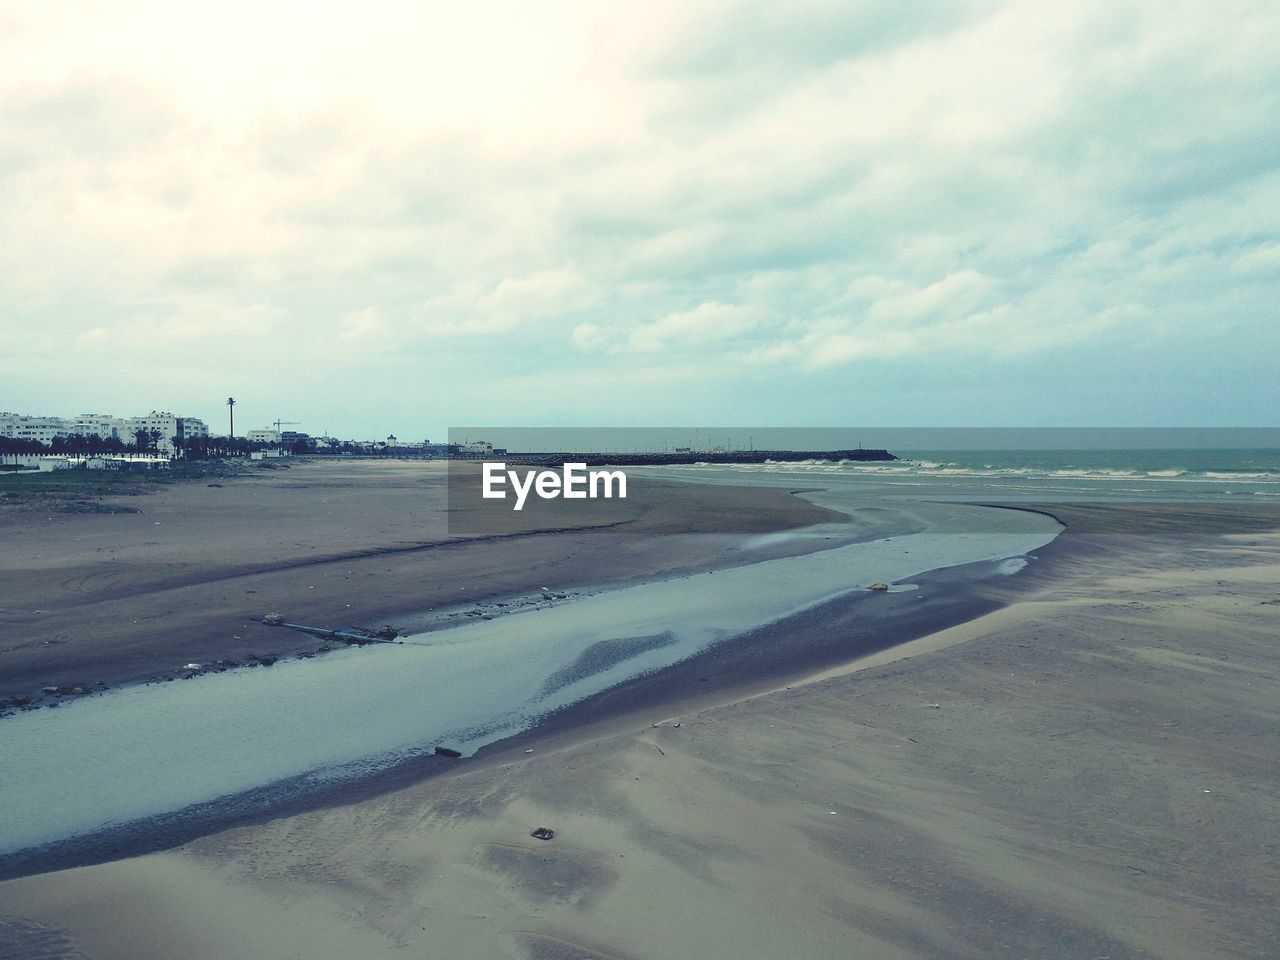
273, 419, 300, 450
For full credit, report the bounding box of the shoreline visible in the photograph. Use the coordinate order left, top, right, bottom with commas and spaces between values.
0, 460, 846, 710
486, 448, 896, 467
0, 509, 1056, 882
13, 498, 1273, 881
1, 503, 1277, 957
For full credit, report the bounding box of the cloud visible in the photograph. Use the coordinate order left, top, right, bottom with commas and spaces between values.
337, 306, 388, 344
570, 322, 607, 352
1232, 244, 1280, 276
864, 271, 996, 326
626, 301, 759, 352
568, 301, 760, 354
419, 269, 597, 336
0, 0, 1277, 431
73, 327, 111, 349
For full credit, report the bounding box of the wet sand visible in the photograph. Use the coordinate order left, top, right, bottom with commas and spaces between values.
0, 463, 1055, 878
0, 459, 842, 703
0, 550, 1031, 882
1, 503, 1277, 958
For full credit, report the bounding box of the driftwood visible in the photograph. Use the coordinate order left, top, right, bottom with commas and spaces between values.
261, 617, 401, 645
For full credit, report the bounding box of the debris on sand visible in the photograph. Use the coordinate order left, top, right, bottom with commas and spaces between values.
262, 617, 400, 645
868, 582, 889, 592
434, 746, 463, 758
530, 826, 555, 841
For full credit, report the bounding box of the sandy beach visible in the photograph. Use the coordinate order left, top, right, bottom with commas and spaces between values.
1, 466, 1277, 958
5, 1, 1277, 954
0, 460, 842, 702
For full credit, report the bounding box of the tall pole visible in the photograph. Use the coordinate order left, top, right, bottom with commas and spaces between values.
227, 397, 236, 440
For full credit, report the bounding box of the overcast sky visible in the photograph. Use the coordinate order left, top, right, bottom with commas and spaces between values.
1, 1, 1276, 438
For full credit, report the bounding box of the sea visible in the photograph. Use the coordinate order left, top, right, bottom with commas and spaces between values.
632, 448, 1280, 503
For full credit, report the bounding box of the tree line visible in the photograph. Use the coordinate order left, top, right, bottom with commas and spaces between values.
0, 431, 296, 460
1, 432, 433, 462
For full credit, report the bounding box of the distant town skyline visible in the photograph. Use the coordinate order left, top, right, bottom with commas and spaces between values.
0, 407, 409, 445
2, 2, 1278, 433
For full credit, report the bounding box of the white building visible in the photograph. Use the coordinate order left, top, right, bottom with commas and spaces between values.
246, 428, 282, 444
180, 416, 209, 447
0, 413, 73, 445
70, 413, 133, 441
1, 410, 209, 455
124, 411, 209, 454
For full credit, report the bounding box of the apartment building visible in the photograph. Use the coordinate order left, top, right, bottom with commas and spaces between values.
0, 410, 209, 454
127, 411, 210, 453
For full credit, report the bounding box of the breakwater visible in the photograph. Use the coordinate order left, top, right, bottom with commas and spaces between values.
460, 449, 896, 467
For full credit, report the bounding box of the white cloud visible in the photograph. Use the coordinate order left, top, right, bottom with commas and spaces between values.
337, 306, 388, 344
1232, 244, 1280, 276
419, 270, 597, 336
568, 301, 760, 355
570, 322, 607, 352
1, 1, 1277, 428
865, 271, 997, 326
626, 301, 759, 353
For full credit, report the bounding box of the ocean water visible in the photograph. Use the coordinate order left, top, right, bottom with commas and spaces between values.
0, 498, 1059, 858
632, 449, 1280, 502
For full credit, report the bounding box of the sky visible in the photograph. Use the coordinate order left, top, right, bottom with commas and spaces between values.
1, 0, 1277, 439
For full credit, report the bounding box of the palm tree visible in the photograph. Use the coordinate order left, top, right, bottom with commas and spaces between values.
227, 397, 236, 439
